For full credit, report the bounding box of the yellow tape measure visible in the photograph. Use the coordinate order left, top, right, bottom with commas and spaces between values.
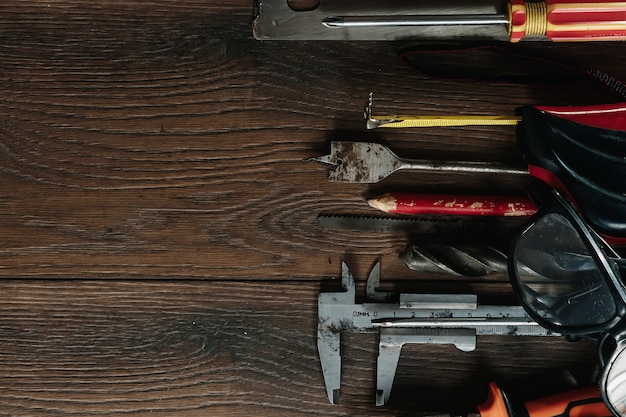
369, 115, 523, 128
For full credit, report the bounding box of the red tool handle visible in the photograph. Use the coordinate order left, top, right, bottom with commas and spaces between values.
367, 193, 538, 216
509, 0, 626, 42
478, 382, 611, 417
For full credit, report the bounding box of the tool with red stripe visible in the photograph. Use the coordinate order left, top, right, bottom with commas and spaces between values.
323, 0, 626, 42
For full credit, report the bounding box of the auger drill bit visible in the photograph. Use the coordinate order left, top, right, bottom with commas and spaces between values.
400, 243, 508, 276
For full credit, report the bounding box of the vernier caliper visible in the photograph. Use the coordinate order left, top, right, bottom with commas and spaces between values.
317, 262, 558, 406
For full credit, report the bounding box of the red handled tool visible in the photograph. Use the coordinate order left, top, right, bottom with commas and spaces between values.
323, 0, 626, 42
509, 0, 626, 42
473, 382, 610, 417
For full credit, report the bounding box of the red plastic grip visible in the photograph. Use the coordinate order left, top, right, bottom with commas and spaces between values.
536, 102, 626, 132
509, 0, 626, 42
477, 382, 611, 417
524, 386, 610, 417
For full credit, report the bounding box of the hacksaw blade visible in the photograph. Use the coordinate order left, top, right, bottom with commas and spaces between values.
318, 214, 515, 236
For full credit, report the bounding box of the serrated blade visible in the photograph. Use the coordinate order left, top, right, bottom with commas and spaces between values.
317, 214, 508, 236
318, 215, 471, 234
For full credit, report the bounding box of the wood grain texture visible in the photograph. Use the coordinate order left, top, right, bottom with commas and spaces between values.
0, 280, 598, 416
0, 0, 623, 279
0, 0, 623, 414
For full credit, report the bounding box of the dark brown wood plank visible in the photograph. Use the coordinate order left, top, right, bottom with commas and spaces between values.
0, 1, 624, 279
0, 280, 598, 416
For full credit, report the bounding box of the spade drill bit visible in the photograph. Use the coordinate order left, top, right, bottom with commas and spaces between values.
308, 141, 528, 183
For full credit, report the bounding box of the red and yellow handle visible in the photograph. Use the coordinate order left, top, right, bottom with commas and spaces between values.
509, 0, 626, 42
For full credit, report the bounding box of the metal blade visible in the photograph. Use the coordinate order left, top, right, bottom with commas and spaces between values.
253, 0, 508, 40
317, 262, 357, 405
319, 214, 469, 233
318, 214, 512, 236
308, 141, 404, 183
323, 14, 509, 28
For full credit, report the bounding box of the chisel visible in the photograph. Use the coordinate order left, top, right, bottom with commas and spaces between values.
323, 0, 626, 42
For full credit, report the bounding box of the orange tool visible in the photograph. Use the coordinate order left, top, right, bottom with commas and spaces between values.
472, 382, 611, 417
322, 0, 626, 42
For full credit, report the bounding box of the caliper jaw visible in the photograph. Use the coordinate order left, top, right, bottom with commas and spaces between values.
377, 327, 477, 406
317, 261, 395, 404
317, 262, 356, 405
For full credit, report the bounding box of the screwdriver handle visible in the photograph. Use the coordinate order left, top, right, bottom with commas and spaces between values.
509, 0, 626, 42
477, 382, 611, 417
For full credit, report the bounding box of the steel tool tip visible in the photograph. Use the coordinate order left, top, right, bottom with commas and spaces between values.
331, 389, 340, 405
322, 16, 344, 28
305, 155, 335, 166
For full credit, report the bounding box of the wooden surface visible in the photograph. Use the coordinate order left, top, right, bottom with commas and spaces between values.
0, 1, 624, 415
